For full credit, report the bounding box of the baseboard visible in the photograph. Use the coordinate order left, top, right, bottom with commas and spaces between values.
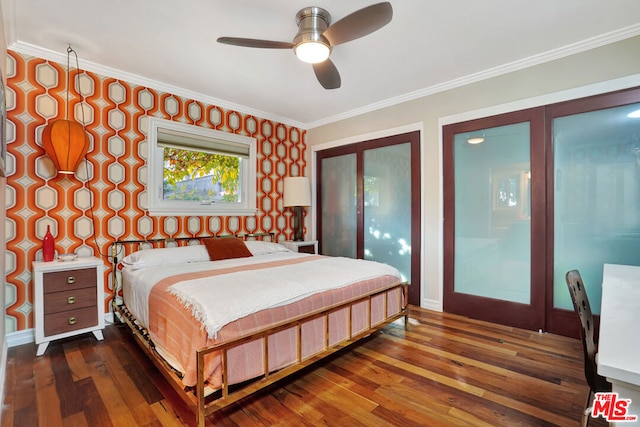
104, 311, 114, 325
6, 313, 115, 348
0, 336, 7, 417
6, 329, 34, 348
422, 298, 442, 312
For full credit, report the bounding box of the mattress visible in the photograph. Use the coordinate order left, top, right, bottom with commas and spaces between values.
121, 241, 403, 388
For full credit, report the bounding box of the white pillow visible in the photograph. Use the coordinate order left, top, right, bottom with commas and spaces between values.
121, 244, 210, 270
244, 240, 292, 256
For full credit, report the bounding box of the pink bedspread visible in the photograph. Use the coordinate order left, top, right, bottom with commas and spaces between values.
147, 256, 403, 388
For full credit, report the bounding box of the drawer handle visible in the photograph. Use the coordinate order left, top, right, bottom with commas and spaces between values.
68, 317, 77, 325
67, 276, 76, 285
67, 296, 76, 305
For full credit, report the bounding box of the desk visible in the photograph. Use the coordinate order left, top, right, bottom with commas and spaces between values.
598, 263, 640, 425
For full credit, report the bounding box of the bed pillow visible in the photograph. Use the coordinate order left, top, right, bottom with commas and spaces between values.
202, 237, 253, 261
244, 240, 292, 256
121, 244, 210, 270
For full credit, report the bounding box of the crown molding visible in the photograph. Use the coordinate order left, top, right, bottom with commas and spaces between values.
9, 40, 307, 130
306, 23, 640, 129
7, 18, 640, 130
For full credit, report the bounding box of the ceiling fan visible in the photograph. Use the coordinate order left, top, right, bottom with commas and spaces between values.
216, 2, 393, 90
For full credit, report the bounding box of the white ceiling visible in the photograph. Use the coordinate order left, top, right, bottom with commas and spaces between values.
4, 0, 640, 128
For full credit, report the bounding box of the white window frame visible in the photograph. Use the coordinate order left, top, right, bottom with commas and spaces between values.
147, 117, 257, 216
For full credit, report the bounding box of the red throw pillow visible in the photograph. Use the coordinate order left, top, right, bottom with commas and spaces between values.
202, 237, 253, 261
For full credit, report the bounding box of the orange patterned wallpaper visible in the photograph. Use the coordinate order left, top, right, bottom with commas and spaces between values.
4, 50, 306, 333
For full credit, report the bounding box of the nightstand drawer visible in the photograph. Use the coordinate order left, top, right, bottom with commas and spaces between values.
44, 306, 98, 336
43, 287, 97, 315
43, 268, 97, 293
281, 240, 318, 254
298, 244, 316, 254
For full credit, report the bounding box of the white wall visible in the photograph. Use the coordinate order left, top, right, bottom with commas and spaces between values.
306, 35, 640, 311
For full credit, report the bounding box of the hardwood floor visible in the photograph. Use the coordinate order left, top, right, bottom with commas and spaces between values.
1, 306, 607, 426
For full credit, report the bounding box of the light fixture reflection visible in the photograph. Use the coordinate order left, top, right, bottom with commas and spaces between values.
627, 109, 640, 118
467, 136, 485, 145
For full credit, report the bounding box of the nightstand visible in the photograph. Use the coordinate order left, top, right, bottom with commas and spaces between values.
281, 240, 318, 254
32, 256, 105, 356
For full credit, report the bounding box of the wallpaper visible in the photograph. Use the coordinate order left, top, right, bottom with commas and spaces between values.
3, 51, 307, 333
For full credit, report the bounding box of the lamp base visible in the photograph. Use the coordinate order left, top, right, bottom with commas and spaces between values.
293, 206, 304, 241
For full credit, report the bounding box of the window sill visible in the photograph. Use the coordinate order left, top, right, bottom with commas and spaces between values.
147, 206, 258, 217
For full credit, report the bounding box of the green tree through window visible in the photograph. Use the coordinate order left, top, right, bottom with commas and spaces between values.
163, 147, 239, 202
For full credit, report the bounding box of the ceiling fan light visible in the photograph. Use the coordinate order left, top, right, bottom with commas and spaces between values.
295, 41, 330, 64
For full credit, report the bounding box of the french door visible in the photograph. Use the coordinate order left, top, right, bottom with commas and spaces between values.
316, 131, 421, 306
545, 88, 640, 336
444, 87, 640, 336
443, 109, 546, 331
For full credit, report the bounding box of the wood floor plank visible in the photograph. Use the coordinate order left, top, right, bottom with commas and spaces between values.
2, 308, 607, 426
33, 356, 63, 427
87, 357, 139, 426
99, 344, 159, 425
61, 412, 89, 427
62, 343, 91, 382
316, 363, 461, 427
149, 401, 191, 427
271, 386, 328, 426
372, 331, 581, 414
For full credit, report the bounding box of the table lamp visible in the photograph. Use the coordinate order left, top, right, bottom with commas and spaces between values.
283, 176, 311, 241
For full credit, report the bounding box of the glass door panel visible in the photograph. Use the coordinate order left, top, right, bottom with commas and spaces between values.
363, 143, 412, 283
317, 131, 421, 305
320, 153, 357, 257
553, 102, 640, 315
454, 122, 531, 303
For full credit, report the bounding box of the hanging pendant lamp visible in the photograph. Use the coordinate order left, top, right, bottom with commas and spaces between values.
41, 46, 90, 175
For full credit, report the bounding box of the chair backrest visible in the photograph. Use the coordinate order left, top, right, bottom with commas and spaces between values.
565, 269, 610, 393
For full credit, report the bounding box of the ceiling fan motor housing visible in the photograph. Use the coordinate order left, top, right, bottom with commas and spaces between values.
293, 7, 332, 54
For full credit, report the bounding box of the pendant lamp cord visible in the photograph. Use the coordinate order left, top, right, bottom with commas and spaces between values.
67, 45, 119, 263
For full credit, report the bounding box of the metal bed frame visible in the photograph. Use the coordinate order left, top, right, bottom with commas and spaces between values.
109, 233, 409, 427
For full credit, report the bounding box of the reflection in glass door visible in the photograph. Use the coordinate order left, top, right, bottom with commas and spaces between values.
320, 153, 357, 258
364, 143, 412, 284
549, 100, 640, 335
445, 87, 640, 336
444, 108, 545, 331
454, 122, 531, 303
317, 131, 421, 305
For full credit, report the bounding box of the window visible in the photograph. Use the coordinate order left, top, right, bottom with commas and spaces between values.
147, 117, 257, 216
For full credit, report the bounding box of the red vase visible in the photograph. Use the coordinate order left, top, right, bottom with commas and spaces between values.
43, 225, 55, 262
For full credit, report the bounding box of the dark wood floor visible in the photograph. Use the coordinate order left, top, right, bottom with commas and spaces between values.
2, 306, 607, 426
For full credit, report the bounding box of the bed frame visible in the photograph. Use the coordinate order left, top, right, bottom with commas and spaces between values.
110, 233, 409, 427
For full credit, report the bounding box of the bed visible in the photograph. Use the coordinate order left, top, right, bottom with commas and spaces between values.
110, 233, 408, 427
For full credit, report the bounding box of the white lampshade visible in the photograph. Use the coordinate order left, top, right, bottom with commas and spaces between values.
283, 177, 311, 207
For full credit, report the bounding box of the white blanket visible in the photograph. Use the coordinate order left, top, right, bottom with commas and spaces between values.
167, 255, 401, 338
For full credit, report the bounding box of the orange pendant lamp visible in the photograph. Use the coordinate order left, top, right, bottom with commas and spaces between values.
42, 119, 89, 174
41, 46, 90, 175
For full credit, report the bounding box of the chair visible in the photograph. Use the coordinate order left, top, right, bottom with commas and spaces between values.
565, 269, 612, 427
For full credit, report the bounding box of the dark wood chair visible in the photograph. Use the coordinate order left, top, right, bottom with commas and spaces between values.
565, 269, 612, 427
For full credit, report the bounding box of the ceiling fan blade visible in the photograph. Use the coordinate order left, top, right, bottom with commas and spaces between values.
217, 37, 293, 49
322, 2, 392, 46
313, 59, 341, 90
